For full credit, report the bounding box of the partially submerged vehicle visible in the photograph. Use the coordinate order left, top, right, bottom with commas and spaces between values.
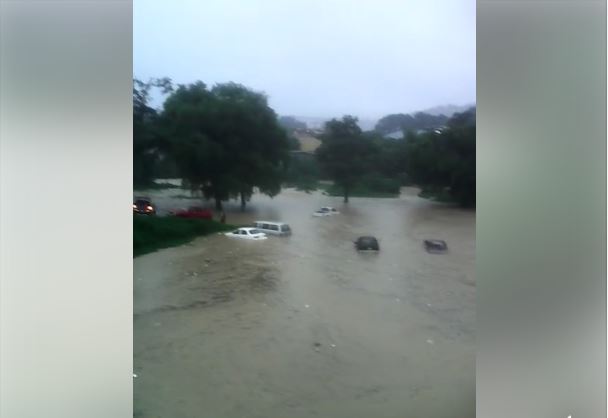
424, 239, 448, 253
313, 207, 340, 217
224, 227, 267, 240
354, 236, 380, 251
253, 221, 292, 236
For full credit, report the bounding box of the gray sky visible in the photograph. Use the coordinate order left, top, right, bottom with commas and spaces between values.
134, 0, 475, 119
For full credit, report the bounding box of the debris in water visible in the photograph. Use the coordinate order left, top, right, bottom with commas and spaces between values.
330, 344, 336, 348
313, 342, 321, 347
424, 239, 448, 254
426, 339, 434, 345
395, 298, 401, 302
304, 304, 310, 309
133, 373, 138, 378
153, 322, 161, 327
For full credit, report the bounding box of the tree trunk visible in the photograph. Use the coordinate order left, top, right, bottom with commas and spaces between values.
240, 191, 247, 211
214, 195, 223, 211
344, 186, 349, 203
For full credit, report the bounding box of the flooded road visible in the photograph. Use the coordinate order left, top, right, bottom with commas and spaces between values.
134, 188, 475, 418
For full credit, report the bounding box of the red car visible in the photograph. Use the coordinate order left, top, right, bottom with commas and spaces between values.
172, 206, 213, 220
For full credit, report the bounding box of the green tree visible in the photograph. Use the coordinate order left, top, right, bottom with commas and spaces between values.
315, 115, 374, 202
162, 81, 289, 210
133, 77, 173, 187
403, 108, 475, 207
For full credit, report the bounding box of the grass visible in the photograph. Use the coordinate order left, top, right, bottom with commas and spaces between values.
134, 215, 235, 257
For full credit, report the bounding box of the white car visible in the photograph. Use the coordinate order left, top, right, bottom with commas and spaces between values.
224, 227, 268, 240
312, 207, 340, 217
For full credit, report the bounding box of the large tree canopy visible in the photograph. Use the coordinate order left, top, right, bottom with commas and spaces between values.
161, 81, 290, 210
404, 108, 476, 206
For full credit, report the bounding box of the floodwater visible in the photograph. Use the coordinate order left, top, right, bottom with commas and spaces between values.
134, 187, 475, 418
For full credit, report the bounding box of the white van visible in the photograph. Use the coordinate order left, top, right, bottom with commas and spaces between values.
253, 221, 292, 236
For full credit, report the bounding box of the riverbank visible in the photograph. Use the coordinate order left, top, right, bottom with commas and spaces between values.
134, 216, 234, 257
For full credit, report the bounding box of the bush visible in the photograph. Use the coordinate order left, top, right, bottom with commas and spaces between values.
134, 216, 234, 257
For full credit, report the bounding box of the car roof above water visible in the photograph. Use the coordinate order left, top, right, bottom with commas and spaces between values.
357, 236, 378, 242
255, 220, 288, 226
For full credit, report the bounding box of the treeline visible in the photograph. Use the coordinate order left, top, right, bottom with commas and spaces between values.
134, 76, 475, 208
374, 112, 449, 135
311, 109, 475, 206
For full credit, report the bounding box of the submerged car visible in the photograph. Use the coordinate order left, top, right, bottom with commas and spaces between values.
354, 236, 380, 251
253, 221, 292, 236
313, 206, 340, 217
173, 206, 213, 220
224, 227, 267, 240
133, 198, 156, 215
424, 239, 448, 253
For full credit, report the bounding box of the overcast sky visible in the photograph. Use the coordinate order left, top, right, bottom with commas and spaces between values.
134, 0, 475, 119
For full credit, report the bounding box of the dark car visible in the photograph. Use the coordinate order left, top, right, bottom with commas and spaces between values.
173, 206, 213, 220
133, 198, 156, 215
354, 236, 380, 251
424, 239, 447, 253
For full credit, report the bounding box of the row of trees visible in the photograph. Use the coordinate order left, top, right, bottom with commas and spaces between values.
134, 77, 475, 208
314, 109, 475, 206
374, 112, 449, 135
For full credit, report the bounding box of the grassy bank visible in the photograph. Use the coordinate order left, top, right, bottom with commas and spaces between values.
134, 216, 234, 257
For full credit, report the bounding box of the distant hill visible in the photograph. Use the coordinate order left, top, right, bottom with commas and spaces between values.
421, 104, 475, 117
281, 104, 476, 137
374, 112, 449, 136
280, 116, 376, 132
373, 104, 476, 136
278, 116, 307, 131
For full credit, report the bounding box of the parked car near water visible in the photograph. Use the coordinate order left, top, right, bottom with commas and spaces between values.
224, 227, 267, 240
253, 221, 292, 236
133, 197, 156, 215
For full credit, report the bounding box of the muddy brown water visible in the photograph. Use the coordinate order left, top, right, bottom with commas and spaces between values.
134, 188, 475, 418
